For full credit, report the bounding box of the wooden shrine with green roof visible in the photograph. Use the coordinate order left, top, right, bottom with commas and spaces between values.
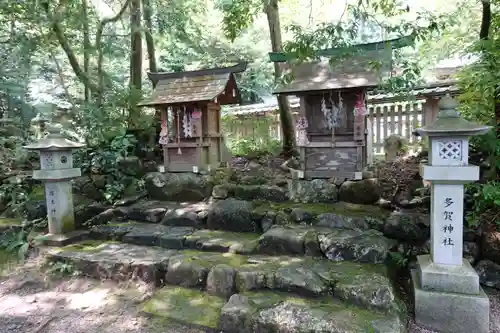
270, 37, 410, 181
138, 63, 247, 173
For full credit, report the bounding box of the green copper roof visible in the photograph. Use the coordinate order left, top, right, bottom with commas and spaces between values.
268, 35, 414, 62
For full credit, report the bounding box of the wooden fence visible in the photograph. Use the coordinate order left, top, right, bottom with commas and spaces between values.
366, 97, 440, 156
223, 96, 441, 157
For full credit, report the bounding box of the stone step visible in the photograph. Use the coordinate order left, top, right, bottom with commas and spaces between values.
89, 222, 260, 254
88, 222, 397, 264
47, 241, 404, 314
142, 287, 407, 333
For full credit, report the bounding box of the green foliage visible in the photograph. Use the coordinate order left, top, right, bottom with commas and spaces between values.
388, 251, 409, 268
0, 230, 31, 260
216, 0, 262, 41
223, 113, 282, 157
75, 133, 139, 204
466, 181, 500, 229
45, 261, 79, 276
229, 137, 281, 158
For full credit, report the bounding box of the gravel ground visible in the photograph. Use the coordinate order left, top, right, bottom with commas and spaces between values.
0, 255, 498, 333
0, 256, 210, 333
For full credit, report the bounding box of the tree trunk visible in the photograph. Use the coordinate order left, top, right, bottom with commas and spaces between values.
142, 0, 158, 78
142, 0, 161, 160
83, 0, 90, 102
129, 0, 143, 125
96, 0, 133, 105
265, 0, 295, 157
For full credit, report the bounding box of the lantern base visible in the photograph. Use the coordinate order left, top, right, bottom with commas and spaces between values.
412, 269, 489, 333
36, 230, 89, 247
417, 255, 480, 295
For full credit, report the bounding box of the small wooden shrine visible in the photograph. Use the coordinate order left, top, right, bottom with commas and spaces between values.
272, 48, 393, 181
138, 63, 247, 172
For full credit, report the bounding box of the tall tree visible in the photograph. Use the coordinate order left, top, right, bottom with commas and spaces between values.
142, 0, 158, 77
219, 0, 295, 157
129, 0, 143, 92
265, 0, 295, 157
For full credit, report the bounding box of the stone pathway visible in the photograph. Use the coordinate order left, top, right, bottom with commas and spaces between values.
0, 255, 499, 333
44, 229, 405, 332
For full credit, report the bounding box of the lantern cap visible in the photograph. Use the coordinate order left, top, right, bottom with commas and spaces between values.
24, 124, 86, 151
414, 94, 492, 137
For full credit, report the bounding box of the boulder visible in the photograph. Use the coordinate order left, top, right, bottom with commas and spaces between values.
144, 172, 212, 202
475, 260, 500, 290
287, 179, 338, 203
261, 211, 276, 232
212, 185, 229, 199
165, 255, 210, 288
122, 200, 168, 223
213, 184, 287, 202
463, 241, 480, 264
257, 226, 310, 255
338, 179, 381, 205
315, 213, 370, 231
207, 199, 258, 232
482, 230, 500, 264
73, 176, 104, 201
273, 266, 329, 296
289, 208, 313, 224
74, 202, 109, 228
222, 293, 405, 333
207, 264, 236, 298
319, 229, 396, 264
383, 211, 429, 243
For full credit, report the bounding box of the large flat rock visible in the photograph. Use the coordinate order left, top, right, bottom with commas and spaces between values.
47, 242, 178, 284
222, 292, 406, 333
48, 242, 401, 312
184, 229, 259, 254
143, 287, 406, 333
89, 222, 260, 254
258, 225, 396, 264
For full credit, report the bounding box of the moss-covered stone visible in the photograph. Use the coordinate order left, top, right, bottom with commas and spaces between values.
207, 264, 237, 298
165, 251, 248, 288
213, 184, 288, 202
47, 242, 403, 314
319, 229, 397, 264
142, 286, 226, 329
257, 226, 310, 255
207, 199, 258, 232
253, 201, 389, 220
287, 178, 338, 203
220, 291, 407, 333
184, 229, 259, 254
89, 221, 143, 241
48, 242, 177, 284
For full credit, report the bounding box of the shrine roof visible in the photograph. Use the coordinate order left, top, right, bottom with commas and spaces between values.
138, 63, 247, 107
273, 48, 392, 95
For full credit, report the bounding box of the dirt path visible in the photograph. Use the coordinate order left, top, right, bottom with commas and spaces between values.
0, 255, 499, 333
0, 256, 209, 333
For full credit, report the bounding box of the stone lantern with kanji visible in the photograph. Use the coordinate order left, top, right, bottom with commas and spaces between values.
412, 94, 491, 333
24, 124, 86, 245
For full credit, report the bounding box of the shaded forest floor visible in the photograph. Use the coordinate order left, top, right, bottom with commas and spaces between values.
1, 252, 499, 333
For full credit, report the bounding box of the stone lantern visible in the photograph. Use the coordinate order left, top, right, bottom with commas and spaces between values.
24, 124, 86, 245
412, 94, 491, 333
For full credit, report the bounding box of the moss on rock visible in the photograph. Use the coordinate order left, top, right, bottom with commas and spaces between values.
142, 286, 226, 329
221, 291, 406, 333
